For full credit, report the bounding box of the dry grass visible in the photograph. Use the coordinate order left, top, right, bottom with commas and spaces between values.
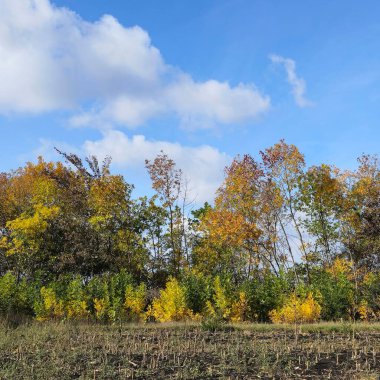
1, 320, 380, 379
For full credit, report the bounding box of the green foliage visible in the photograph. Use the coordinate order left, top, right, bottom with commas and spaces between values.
311, 265, 354, 320
0, 272, 18, 314
181, 269, 212, 314
297, 164, 343, 263
0, 272, 37, 315
200, 314, 227, 332
242, 271, 291, 322
361, 272, 380, 318
212, 276, 231, 319
65, 278, 89, 320
87, 271, 134, 322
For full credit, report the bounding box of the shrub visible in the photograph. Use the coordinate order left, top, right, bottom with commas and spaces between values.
181, 269, 212, 314
359, 272, 380, 320
87, 271, 134, 322
34, 286, 64, 321
124, 283, 147, 321
0, 272, 35, 315
311, 261, 354, 320
243, 271, 290, 322
270, 292, 321, 324
209, 276, 231, 320
230, 291, 249, 322
93, 297, 109, 321
65, 278, 89, 320
107, 271, 134, 322
149, 277, 191, 322
0, 272, 17, 313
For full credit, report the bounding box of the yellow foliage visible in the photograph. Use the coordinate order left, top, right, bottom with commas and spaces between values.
327, 258, 353, 279
202, 209, 259, 248
230, 292, 249, 323
94, 298, 109, 321
213, 276, 231, 319
358, 300, 373, 321
66, 299, 89, 320
124, 283, 146, 321
190, 312, 203, 322
357, 300, 380, 321
36, 287, 64, 321
204, 300, 217, 318
362, 272, 376, 286
150, 277, 191, 322
5, 203, 60, 256
270, 293, 321, 324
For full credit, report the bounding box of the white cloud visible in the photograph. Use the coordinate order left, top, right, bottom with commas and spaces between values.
166, 75, 270, 129
0, 0, 164, 113
0, 0, 270, 128
269, 54, 313, 107
83, 130, 231, 203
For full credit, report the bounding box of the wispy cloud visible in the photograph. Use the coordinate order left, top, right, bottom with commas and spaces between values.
269, 54, 313, 107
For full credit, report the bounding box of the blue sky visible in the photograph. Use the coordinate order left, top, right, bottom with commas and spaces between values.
1, 0, 379, 202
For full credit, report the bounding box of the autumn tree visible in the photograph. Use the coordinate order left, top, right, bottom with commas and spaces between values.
0, 159, 62, 279
145, 152, 185, 276
298, 164, 344, 264
54, 150, 149, 278
196, 155, 266, 279
340, 155, 380, 269
0, 153, 149, 280
137, 196, 168, 285
261, 140, 311, 282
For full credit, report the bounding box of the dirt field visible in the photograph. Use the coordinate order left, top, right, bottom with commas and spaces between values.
1, 321, 380, 379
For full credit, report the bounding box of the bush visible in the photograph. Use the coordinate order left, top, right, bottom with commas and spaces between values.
124, 283, 147, 321
65, 278, 89, 320
87, 271, 134, 322
0, 272, 37, 315
149, 277, 192, 322
243, 271, 290, 322
270, 292, 321, 324
34, 286, 65, 321
359, 272, 380, 320
0, 272, 17, 314
201, 314, 226, 331
211, 276, 231, 320
181, 270, 212, 314
230, 291, 249, 322
311, 260, 354, 320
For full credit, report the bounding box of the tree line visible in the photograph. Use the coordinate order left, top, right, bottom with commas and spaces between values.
0, 140, 379, 323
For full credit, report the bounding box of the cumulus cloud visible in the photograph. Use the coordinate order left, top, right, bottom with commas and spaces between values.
83, 130, 231, 203
0, 0, 164, 113
166, 75, 270, 129
0, 0, 270, 128
269, 54, 313, 107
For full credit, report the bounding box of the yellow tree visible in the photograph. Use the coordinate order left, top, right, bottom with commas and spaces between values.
145, 152, 185, 276
298, 164, 344, 264
340, 155, 380, 269
89, 174, 148, 278
0, 159, 61, 278
261, 140, 311, 281
197, 155, 266, 278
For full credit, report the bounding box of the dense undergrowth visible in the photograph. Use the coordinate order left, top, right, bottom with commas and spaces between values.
1, 258, 380, 324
